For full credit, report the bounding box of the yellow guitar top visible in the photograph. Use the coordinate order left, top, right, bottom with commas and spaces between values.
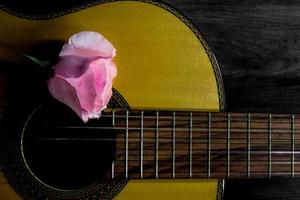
0, 1, 225, 199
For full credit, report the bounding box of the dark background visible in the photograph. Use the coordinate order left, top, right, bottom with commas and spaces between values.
2, 0, 300, 199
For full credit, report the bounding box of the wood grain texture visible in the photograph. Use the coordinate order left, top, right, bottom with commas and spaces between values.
157, 0, 300, 200
34, 109, 300, 179
161, 0, 300, 113
107, 110, 300, 179
3, 0, 300, 199
159, 2, 300, 199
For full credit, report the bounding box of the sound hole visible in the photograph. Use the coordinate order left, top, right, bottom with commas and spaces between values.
21, 101, 115, 190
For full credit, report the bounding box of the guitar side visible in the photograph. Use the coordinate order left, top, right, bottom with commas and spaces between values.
0, 1, 225, 199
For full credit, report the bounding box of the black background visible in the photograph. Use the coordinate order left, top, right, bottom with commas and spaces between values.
2, 0, 300, 199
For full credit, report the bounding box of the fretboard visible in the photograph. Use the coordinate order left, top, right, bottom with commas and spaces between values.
105, 110, 300, 179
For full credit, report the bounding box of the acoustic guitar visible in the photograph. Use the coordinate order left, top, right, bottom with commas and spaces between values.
0, 1, 296, 199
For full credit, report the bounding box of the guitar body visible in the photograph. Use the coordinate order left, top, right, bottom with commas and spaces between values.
0, 1, 225, 199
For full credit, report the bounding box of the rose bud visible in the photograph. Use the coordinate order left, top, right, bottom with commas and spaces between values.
47, 31, 117, 122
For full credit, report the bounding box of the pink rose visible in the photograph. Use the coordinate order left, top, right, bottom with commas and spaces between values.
47, 31, 117, 122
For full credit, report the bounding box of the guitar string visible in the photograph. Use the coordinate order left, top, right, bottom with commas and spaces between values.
43, 126, 298, 133
37, 130, 300, 142
29, 112, 300, 177
48, 117, 298, 124
37, 112, 298, 174
37, 138, 300, 144
44, 113, 298, 125
56, 112, 300, 121
34, 133, 297, 175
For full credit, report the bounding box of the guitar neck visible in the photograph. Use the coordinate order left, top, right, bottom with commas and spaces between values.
109, 110, 299, 179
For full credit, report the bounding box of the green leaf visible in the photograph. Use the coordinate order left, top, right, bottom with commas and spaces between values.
22, 54, 50, 68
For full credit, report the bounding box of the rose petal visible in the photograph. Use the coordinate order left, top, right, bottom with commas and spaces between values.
66, 65, 97, 115
102, 62, 116, 105
81, 109, 103, 122
48, 76, 83, 120
109, 61, 117, 79
90, 59, 111, 112
53, 56, 89, 78
48, 31, 117, 123
59, 31, 116, 58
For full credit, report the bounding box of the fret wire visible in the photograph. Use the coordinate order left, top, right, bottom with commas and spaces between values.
54, 110, 300, 179
155, 111, 159, 179
140, 111, 144, 179
247, 113, 251, 178
105, 111, 299, 120
120, 159, 300, 164
268, 114, 272, 178
116, 172, 300, 177
117, 171, 300, 176
172, 111, 176, 178
227, 113, 231, 178
112, 110, 116, 179
118, 159, 300, 163
116, 150, 300, 154
189, 112, 193, 178
120, 149, 300, 155
111, 161, 115, 179
99, 111, 300, 125
42, 137, 300, 144
292, 114, 295, 178
112, 110, 115, 127
53, 126, 299, 133
125, 110, 129, 179
222, 180, 225, 195
208, 113, 211, 178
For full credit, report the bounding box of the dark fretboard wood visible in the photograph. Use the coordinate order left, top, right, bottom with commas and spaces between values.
107, 109, 300, 179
